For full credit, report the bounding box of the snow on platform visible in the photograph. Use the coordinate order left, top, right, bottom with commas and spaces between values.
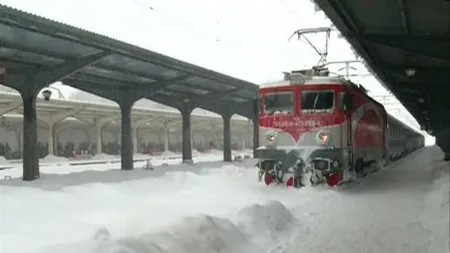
0, 151, 252, 180
0, 147, 448, 253
0, 156, 12, 170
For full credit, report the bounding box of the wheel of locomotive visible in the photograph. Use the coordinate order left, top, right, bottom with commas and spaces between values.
375, 156, 387, 172
309, 169, 322, 186
293, 176, 303, 188
309, 175, 316, 185
309, 172, 320, 185
336, 173, 346, 186
355, 159, 365, 176
258, 170, 264, 182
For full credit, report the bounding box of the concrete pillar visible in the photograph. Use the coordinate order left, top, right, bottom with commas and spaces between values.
48, 123, 54, 156
181, 103, 193, 163
54, 132, 59, 155
222, 113, 232, 162
163, 127, 169, 152
21, 91, 39, 181
191, 128, 195, 152
96, 125, 103, 154
252, 117, 258, 158
120, 103, 133, 170
15, 128, 22, 156
252, 97, 260, 158
132, 126, 139, 154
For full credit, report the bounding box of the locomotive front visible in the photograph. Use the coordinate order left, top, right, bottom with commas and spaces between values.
255, 70, 353, 188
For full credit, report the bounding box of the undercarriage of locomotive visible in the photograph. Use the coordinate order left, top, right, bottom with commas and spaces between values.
256, 159, 306, 188
256, 157, 346, 188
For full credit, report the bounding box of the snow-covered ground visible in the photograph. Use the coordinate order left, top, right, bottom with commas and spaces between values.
0, 146, 448, 253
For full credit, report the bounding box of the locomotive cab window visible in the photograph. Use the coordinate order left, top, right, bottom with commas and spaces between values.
263, 91, 294, 115
301, 90, 335, 112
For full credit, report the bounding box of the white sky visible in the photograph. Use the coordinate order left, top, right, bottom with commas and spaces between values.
0, 0, 434, 144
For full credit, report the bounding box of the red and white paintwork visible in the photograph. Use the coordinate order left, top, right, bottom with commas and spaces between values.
258, 75, 388, 186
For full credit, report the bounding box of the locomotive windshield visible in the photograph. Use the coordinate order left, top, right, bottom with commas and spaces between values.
301, 90, 334, 111
263, 91, 294, 115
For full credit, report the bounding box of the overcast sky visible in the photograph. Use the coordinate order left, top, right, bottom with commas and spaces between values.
0, 0, 434, 143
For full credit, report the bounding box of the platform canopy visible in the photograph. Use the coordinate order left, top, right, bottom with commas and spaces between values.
0, 4, 259, 118
314, 0, 450, 134
0, 4, 261, 180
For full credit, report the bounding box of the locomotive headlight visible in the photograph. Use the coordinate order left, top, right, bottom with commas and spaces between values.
266, 130, 278, 144
316, 130, 331, 145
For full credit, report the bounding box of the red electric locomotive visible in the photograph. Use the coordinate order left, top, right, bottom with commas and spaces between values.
254, 27, 424, 188
255, 66, 388, 187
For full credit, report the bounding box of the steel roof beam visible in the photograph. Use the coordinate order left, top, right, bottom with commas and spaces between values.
189, 88, 254, 105
397, 0, 410, 34
199, 102, 252, 119
66, 74, 191, 104
346, 33, 450, 42
159, 88, 255, 118
387, 70, 450, 83
148, 95, 187, 112
324, 0, 360, 32
2, 51, 108, 92
0, 40, 68, 60
396, 86, 422, 94
367, 39, 450, 63
70, 72, 145, 87
141, 74, 192, 98
0, 58, 42, 70
63, 79, 117, 102
93, 64, 159, 82
157, 91, 249, 118
35, 52, 109, 88
158, 87, 251, 105
381, 63, 450, 72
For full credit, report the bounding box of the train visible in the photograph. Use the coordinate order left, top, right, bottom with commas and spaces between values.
254, 66, 425, 188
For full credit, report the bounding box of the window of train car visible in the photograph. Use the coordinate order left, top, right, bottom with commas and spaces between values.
263, 91, 294, 115
300, 90, 335, 112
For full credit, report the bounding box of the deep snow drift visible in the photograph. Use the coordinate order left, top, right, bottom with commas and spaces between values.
282, 146, 450, 253
0, 147, 448, 253
41, 200, 297, 253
